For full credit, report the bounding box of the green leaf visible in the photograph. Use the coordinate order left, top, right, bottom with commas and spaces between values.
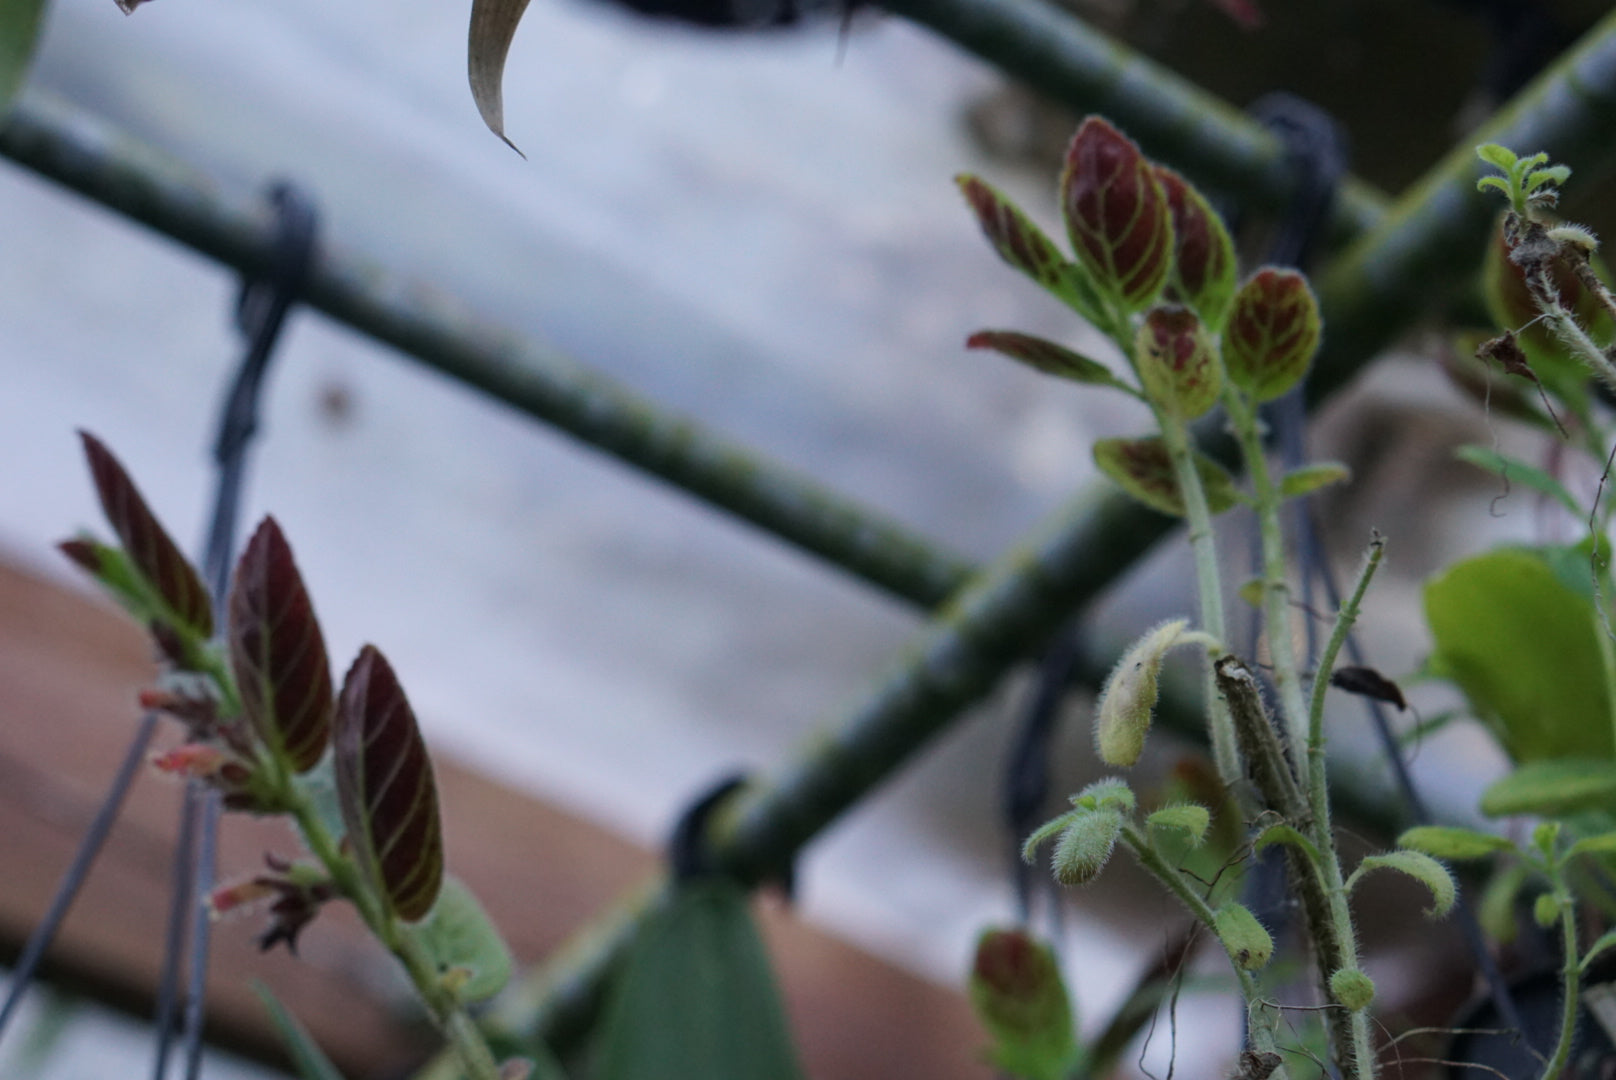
1252, 822, 1321, 862
468, 0, 533, 152
594, 881, 806, 1080
335, 646, 445, 923
1568, 831, 1616, 859
1476, 144, 1520, 172
1092, 436, 1240, 518
1396, 826, 1514, 860
1345, 850, 1457, 917
1052, 809, 1122, 886
1146, 803, 1210, 846
1279, 462, 1351, 499
230, 519, 336, 774
1478, 862, 1531, 944
1526, 166, 1571, 192
1453, 446, 1582, 518
1212, 902, 1273, 970
1424, 549, 1615, 762
1070, 777, 1136, 813
0, 0, 46, 115
1237, 578, 1264, 609
253, 982, 346, 1080
1581, 929, 1616, 974
968, 928, 1079, 1080
1481, 759, 1616, 817
965, 330, 1133, 394
1022, 810, 1079, 865
404, 877, 513, 1004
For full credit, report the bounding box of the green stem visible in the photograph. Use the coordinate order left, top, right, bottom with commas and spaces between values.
1301, 538, 1386, 1080
1223, 391, 1310, 760
285, 788, 502, 1080
1541, 876, 1580, 1080
1157, 416, 1239, 789
1121, 825, 1286, 1076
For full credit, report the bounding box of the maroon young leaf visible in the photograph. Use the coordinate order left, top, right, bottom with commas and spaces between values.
1223, 268, 1322, 402
335, 645, 444, 923
1092, 436, 1239, 518
1135, 306, 1219, 419
230, 518, 335, 774
1153, 166, 1238, 329
1060, 117, 1173, 314
78, 431, 213, 639
966, 330, 1131, 393
956, 175, 1106, 322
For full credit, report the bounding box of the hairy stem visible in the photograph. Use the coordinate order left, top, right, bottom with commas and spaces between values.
1121, 824, 1285, 1075
1541, 865, 1581, 1080
1223, 391, 1309, 758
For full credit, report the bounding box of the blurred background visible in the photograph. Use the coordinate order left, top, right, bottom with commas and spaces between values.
2, 0, 1613, 1076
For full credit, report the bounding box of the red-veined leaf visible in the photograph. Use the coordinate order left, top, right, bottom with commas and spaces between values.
1060, 117, 1173, 314
335, 646, 444, 923
230, 518, 335, 774
1092, 436, 1239, 517
78, 431, 213, 638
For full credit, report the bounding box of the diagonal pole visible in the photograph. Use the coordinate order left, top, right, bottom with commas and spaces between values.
485, 9, 1616, 1054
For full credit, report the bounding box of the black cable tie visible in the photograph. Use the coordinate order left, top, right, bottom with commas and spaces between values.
666, 774, 795, 899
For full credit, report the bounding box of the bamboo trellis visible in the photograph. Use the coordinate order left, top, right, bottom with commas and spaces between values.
8, 0, 1616, 1066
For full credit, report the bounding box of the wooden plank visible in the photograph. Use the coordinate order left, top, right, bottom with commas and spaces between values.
0, 558, 989, 1078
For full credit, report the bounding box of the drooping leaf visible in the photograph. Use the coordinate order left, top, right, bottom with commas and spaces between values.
1252, 822, 1321, 862
1153, 166, 1237, 330
955, 175, 1107, 324
968, 928, 1079, 1080
0, 0, 47, 114
1396, 825, 1514, 860
1094, 618, 1189, 767
1327, 665, 1406, 711
594, 881, 806, 1080
404, 876, 513, 1004
78, 431, 213, 639
468, 0, 534, 152
1279, 462, 1351, 499
1454, 445, 1582, 518
1345, 850, 1456, 917
1022, 810, 1079, 865
1135, 306, 1219, 420
1480, 759, 1616, 818
1051, 809, 1122, 886
1223, 268, 1321, 402
1212, 902, 1273, 970
1581, 929, 1616, 974
253, 982, 347, 1080
1425, 549, 1615, 762
1145, 803, 1210, 846
1568, 831, 1616, 858
230, 518, 335, 774
1092, 436, 1239, 518
1060, 117, 1173, 314
965, 330, 1132, 393
335, 646, 444, 923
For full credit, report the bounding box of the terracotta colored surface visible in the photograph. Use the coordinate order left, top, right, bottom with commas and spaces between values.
0, 558, 988, 1078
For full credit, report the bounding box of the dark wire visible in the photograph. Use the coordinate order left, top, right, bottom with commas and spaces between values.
156, 181, 318, 1080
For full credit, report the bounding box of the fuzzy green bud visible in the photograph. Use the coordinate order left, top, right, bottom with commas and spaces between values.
1330, 968, 1376, 1012
1136, 306, 1220, 420
1095, 619, 1189, 767
1212, 902, 1273, 971
1052, 809, 1123, 886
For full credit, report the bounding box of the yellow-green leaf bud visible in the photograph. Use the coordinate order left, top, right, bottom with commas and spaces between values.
1212, 902, 1273, 970
1330, 968, 1376, 1012
1095, 619, 1189, 767
1052, 809, 1123, 886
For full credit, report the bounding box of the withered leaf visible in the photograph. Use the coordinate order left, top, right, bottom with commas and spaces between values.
1328, 665, 1406, 711
469, 0, 534, 153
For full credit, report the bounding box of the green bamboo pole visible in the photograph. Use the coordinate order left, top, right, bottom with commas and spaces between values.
877, 0, 1389, 247
0, 93, 976, 611
485, 10, 1616, 1054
